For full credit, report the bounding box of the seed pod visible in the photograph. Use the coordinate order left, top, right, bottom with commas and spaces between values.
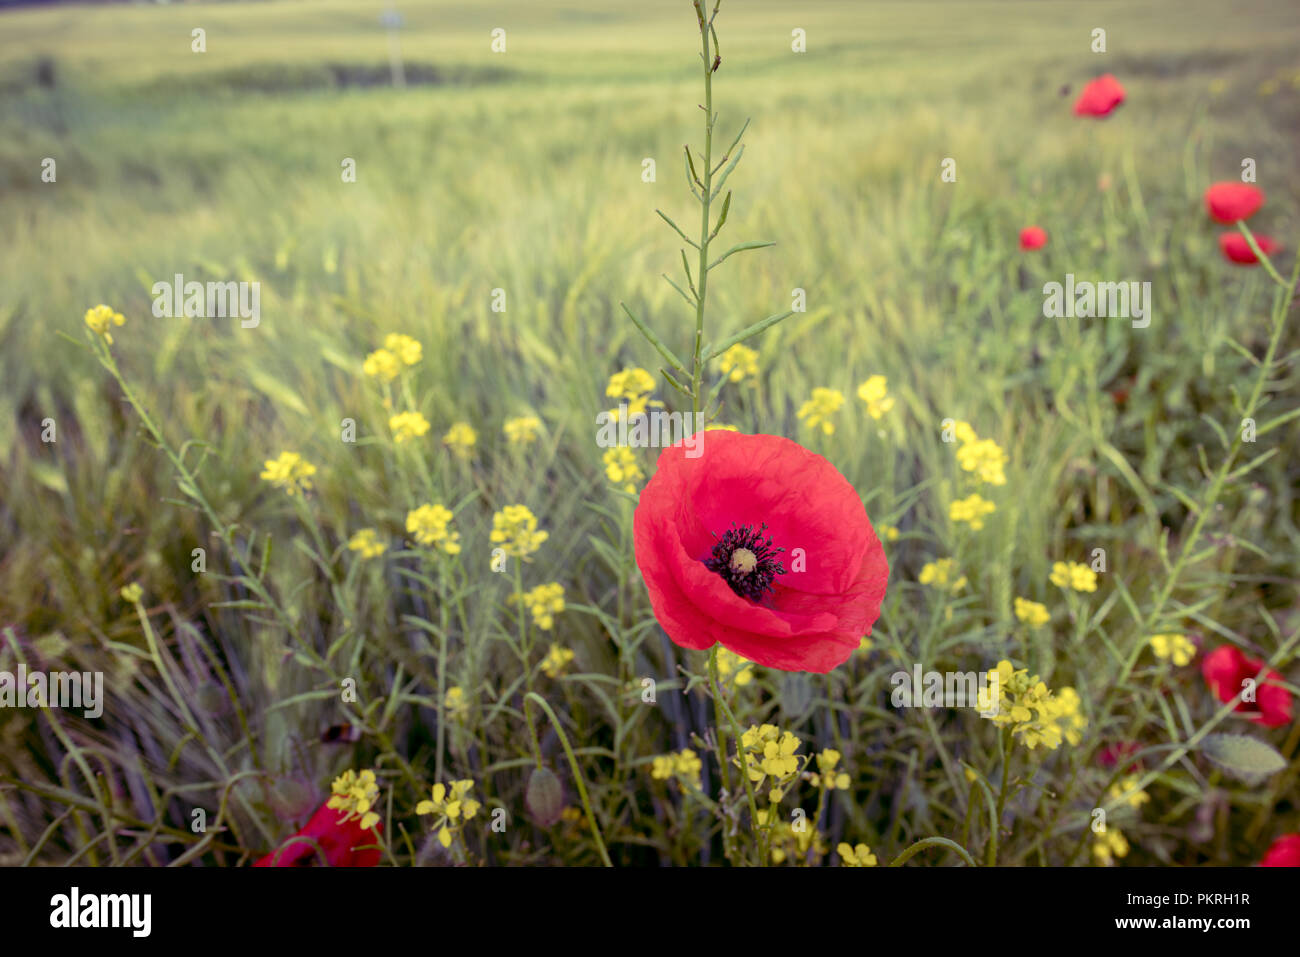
525, 766, 564, 828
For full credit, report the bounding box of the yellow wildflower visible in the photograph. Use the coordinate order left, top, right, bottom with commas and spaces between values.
1050, 561, 1098, 593
856, 375, 895, 419
716, 647, 755, 687
84, 304, 126, 345
362, 348, 401, 383
503, 415, 542, 445
442, 422, 477, 459
797, 387, 845, 435
717, 343, 759, 383
490, 504, 548, 558
347, 528, 387, 560
326, 769, 382, 831
1107, 775, 1150, 811
950, 493, 996, 530
416, 779, 481, 849
406, 503, 461, 554
120, 583, 143, 604
1013, 597, 1050, 627
383, 333, 422, 366
810, 749, 851, 791
541, 642, 575, 678
389, 410, 431, 444
838, 842, 878, 867
919, 558, 966, 592
444, 686, 468, 721
603, 446, 644, 493
1093, 827, 1129, 866
512, 582, 566, 631
606, 367, 657, 417
259, 451, 317, 497
979, 660, 1088, 751
1150, 633, 1195, 667
651, 749, 703, 793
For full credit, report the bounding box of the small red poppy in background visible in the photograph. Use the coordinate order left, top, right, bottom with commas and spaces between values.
255, 802, 382, 867
1098, 741, 1142, 772
1205, 182, 1265, 223
633, 431, 888, 673
1260, 834, 1300, 867
1073, 74, 1125, 117
1019, 226, 1048, 251
1218, 232, 1279, 265
1201, 645, 1292, 728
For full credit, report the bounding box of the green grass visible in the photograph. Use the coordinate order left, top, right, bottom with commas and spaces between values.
1, 0, 1298, 867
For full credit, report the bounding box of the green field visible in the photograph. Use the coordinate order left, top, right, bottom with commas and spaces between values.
1, 0, 1298, 867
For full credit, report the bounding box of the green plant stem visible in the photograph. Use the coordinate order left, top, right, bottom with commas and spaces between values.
525, 693, 613, 867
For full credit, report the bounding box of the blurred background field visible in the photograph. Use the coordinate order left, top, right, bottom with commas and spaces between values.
1, 0, 1298, 866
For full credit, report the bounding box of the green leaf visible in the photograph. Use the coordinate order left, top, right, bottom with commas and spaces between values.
708, 239, 775, 271
620, 303, 688, 373
705, 309, 795, 360
1198, 733, 1286, 784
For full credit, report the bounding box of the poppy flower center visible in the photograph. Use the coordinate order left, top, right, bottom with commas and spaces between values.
704, 522, 786, 601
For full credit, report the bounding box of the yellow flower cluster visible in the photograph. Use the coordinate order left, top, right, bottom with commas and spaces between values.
512, 582, 565, 631
716, 647, 755, 687
260, 451, 317, 497
1107, 775, 1150, 810
919, 557, 966, 591
718, 343, 759, 383
837, 842, 878, 867
1093, 827, 1129, 866
541, 642, 575, 678
327, 769, 381, 831
735, 724, 807, 803
1149, 633, 1195, 666
443, 422, 477, 458
651, 749, 704, 793
797, 387, 845, 435
416, 780, 481, 849
84, 304, 126, 345
950, 493, 996, 530
809, 748, 850, 791
406, 503, 461, 554
503, 415, 542, 445
347, 527, 387, 560
444, 686, 468, 721
951, 421, 1008, 486
603, 446, 644, 493
856, 375, 895, 420
490, 504, 548, 558
1050, 561, 1098, 593
1013, 596, 1050, 627
606, 367, 657, 417
120, 582, 144, 604
363, 332, 423, 383
756, 807, 827, 865
979, 660, 1087, 750
389, 410, 431, 444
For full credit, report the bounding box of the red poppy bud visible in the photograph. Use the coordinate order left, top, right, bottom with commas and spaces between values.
1204, 182, 1265, 224
1019, 226, 1048, 251
1073, 74, 1125, 117
1218, 232, 1279, 265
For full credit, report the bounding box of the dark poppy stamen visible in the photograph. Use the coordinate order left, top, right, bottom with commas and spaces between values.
704, 522, 786, 601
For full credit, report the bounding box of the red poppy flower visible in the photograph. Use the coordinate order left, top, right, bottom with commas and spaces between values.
1019, 226, 1048, 251
633, 430, 888, 673
1073, 74, 1125, 117
1205, 182, 1265, 224
1260, 833, 1300, 867
1201, 645, 1292, 728
254, 802, 382, 867
1098, 741, 1142, 772
1218, 232, 1279, 265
